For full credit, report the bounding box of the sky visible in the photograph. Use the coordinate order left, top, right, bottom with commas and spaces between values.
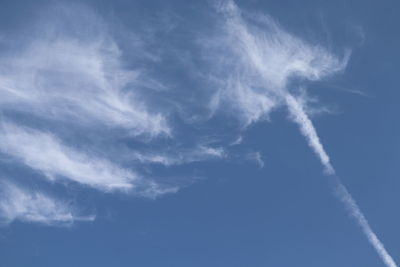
0, 0, 399, 266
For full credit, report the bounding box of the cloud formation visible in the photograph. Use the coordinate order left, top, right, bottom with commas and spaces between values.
130, 145, 225, 166
0, 2, 223, 224
0, 7, 395, 267
0, 18, 169, 138
206, 1, 397, 266
0, 181, 94, 226
0, 122, 137, 192
204, 0, 348, 125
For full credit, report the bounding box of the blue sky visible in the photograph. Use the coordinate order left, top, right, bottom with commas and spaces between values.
0, 0, 399, 266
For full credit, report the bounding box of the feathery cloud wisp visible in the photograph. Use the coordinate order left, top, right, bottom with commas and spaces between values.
0, 123, 137, 192
0, 31, 169, 138
210, 1, 397, 266
0, 122, 180, 198
0, 181, 94, 226
0, 2, 201, 208
0, 2, 232, 225
204, 0, 348, 125
130, 145, 226, 166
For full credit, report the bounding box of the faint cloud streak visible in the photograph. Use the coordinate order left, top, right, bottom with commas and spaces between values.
0, 181, 94, 226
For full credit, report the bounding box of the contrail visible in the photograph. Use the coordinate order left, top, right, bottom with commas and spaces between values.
335, 181, 398, 267
215, 1, 396, 265
285, 93, 397, 267
285, 94, 335, 175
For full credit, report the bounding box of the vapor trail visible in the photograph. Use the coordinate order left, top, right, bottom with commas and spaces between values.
335, 181, 397, 267
214, 1, 395, 264
285, 93, 397, 267
285, 94, 335, 175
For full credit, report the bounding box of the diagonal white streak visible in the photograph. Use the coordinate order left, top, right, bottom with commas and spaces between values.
335, 182, 397, 267
285, 93, 397, 267
285, 94, 334, 175
214, 2, 395, 265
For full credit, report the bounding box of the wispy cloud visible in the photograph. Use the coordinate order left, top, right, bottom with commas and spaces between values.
0, 123, 135, 191
0, 3, 185, 199
0, 2, 229, 224
0, 181, 94, 226
208, 1, 397, 266
204, 0, 348, 126
0, 5, 169, 138
0, 122, 180, 197
0, 8, 393, 266
206, 0, 344, 173
210, 0, 341, 171
130, 145, 225, 166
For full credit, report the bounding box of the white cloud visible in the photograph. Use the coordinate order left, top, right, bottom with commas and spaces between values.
130, 145, 226, 166
0, 181, 94, 226
0, 6, 169, 138
207, 2, 397, 266
203, 0, 345, 173
0, 3, 183, 202
0, 123, 139, 192
205, 0, 348, 125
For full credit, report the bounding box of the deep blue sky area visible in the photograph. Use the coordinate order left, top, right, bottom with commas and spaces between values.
0, 0, 399, 267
